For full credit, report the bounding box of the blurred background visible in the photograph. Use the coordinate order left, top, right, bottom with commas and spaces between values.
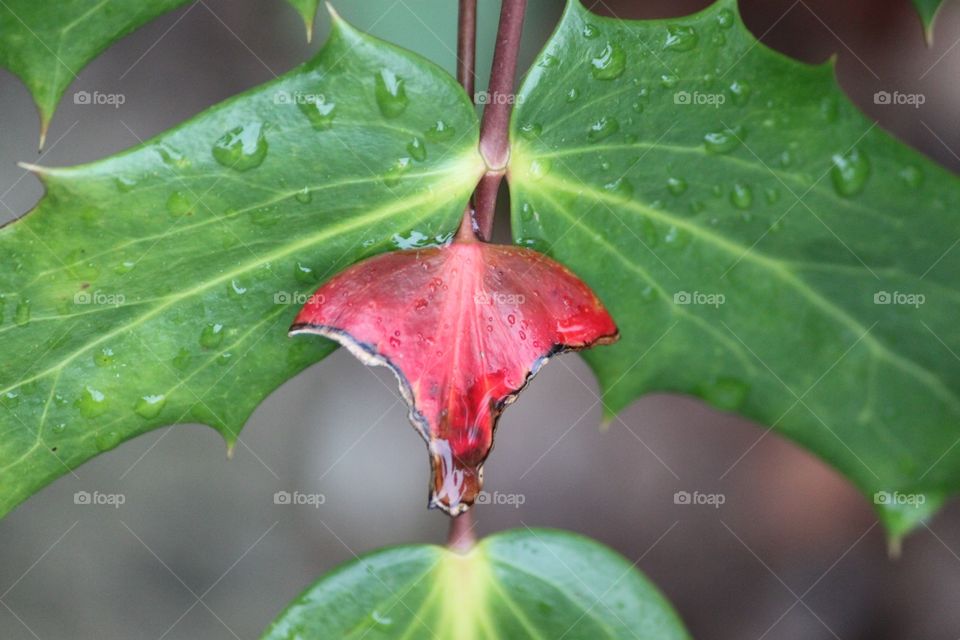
1, 0, 959, 638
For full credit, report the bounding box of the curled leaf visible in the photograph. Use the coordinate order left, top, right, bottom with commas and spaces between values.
290, 242, 618, 514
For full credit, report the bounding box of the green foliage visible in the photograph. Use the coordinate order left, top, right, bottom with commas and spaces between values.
913, 0, 947, 41
261, 528, 690, 640
0, 15, 482, 518
509, 0, 960, 538
286, 0, 321, 41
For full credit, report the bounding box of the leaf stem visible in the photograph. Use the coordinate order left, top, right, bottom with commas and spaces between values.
457, 0, 477, 101
446, 510, 476, 552
473, 0, 527, 241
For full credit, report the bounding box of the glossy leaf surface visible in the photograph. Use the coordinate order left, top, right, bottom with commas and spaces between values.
291, 242, 618, 514
262, 528, 690, 640
510, 0, 960, 537
0, 15, 483, 517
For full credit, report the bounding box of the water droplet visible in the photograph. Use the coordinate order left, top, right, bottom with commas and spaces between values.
2, 391, 20, 409
294, 261, 315, 284
591, 43, 626, 80
212, 122, 268, 172
519, 122, 542, 139
663, 25, 698, 52
200, 323, 225, 349
172, 348, 191, 371
371, 610, 393, 628
820, 96, 839, 123
96, 430, 122, 451
765, 187, 781, 204
778, 150, 794, 168
93, 347, 114, 368
297, 95, 336, 130
703, 126, 744, 154
898, 165, 923, 189
114, 176, 137, 192
135, 394, 166, 419
388, 335, 401, 348
730, 182, 753, 209
228, 279, 247, 298
14, 299, 30, 327
295, 187, 312, 204
667, 176, 688, 196
113, 260, 136, 275
830, 147, 870, 197
414, 298, 428, 311
375, 69, 408, 118
566, 87, 580, 102
527, 158, 551, 181
659, 73, 680, 88
425, 119, 455, 142
587, 116, 619, 142
728, 81, 751, 106
717, 8, 735, 28
664, 225, 691, 248
384, 157, 412, 187
406, 136, 427, 161
77, 386, 109, 419
603, 177, 633, 199
166, 191, 194, 217
582, 24, 599, 39
701, 377, 749, 411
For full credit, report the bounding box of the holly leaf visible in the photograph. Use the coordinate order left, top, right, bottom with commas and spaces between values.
0, 0, 192, 145
913, 0, 947, 43
290, 242, 618, 514
261, 528, 690, 640
509, 0, 960, 538
0, 13, 483, 517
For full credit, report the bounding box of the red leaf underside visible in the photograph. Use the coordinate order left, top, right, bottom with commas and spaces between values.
290, 242, 618, 514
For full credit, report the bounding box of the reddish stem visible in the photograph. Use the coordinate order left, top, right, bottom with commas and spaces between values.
447, 510, 476, 552
457, 0, 477, 101
473, 0, 527, 241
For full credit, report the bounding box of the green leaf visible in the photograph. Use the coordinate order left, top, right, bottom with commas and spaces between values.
913, 0, 946, 43
0, 0, 191, 145
286, 0, 321, 41
0, 15, 482, 517
509, 0, 960, 538
261, 528, 690, 640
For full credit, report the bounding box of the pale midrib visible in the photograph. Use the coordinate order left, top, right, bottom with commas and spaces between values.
18, 165, 461, 284
532, 174, 960, 413
0, 180, 474, 398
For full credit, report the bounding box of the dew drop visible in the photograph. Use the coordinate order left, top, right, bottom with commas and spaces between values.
77, 386, 109, 419
587, 116, 619, 142
603, 177, 634, 199
375, 69, 408, 118
898, 165, 923, 190
200, 323, 225, 349
728, 81, 751, 106
2, 391, 20, 409
663, 25, 698, 52
166, 191, 193, 217
701, 377, 749, 411
406, 136, 427, 162
96, 430, 122, 451
830, 147, 870, 197
667, 176, 688, 196
659, 73, 680, 88
527, 158, 552, 181
212, 122, 268, 172
519, 122, 542, 140
582, 23, 599, 39
93, 347, 115, 368
297, 96, 336, 130
703, 126, 744, 154
765, 187, 781, 204
294, 261, 315, 284
14, 299, 30, 327
425, 119, 455, 142
295, 187, 312, 204
384, 157, 412, 187
135, 394, 167, 419
591, 43, 626, 80
717, 8, 735, 28
566, 87, 580, 102
730, 182, 753, 209
172, 348, 191, 371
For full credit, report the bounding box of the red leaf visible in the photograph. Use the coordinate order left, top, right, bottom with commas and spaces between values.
290, 242, 618, 515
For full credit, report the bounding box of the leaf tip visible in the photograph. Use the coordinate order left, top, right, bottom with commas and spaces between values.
17, 161, 49, 175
